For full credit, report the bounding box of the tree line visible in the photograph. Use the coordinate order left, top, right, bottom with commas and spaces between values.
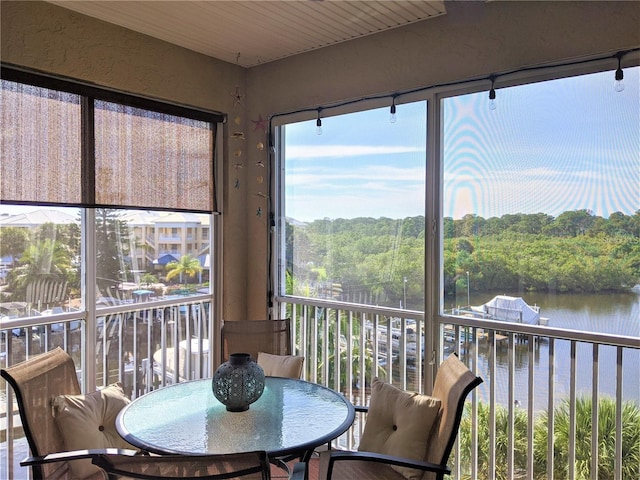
287, 209, 640, 306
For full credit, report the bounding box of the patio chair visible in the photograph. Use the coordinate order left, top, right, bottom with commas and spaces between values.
222, 319, 292, 360
291, 353, 482, 480
23, 449, 274, 479
1, 347, 132, 480
1, 348, 276, 480
222, 319, 303, 378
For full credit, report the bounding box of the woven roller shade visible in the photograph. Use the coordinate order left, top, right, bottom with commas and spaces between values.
95, 101, 215, 212
1, 78, 217, 212
1, 81, 83, 205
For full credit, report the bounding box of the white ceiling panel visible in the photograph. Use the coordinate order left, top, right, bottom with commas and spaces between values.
46, 1, 446, 67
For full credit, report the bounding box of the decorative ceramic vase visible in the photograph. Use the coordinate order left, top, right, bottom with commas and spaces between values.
212, 353, 265, 412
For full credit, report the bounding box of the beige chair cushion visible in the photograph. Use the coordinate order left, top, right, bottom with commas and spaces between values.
358, 378, 441, 480
52, 382, 135, 479
257, 352, 304, 378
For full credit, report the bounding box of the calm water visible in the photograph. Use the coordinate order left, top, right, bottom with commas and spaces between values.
465, 291, 640, 411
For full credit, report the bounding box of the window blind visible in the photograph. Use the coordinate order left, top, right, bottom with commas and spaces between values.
1, 81, 83, 205
1, 69, 220, 212
95, 101, 214, 211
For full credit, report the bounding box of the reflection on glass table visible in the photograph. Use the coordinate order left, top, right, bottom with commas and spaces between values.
116, 377, 355, 460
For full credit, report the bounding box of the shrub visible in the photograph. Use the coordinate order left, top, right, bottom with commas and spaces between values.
533, 397, 640, 479
457, 401, 529, 480
456, 397, 640, 480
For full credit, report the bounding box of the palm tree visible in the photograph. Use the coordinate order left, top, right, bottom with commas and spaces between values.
457, 400, 529, 480
533, 397, 640, 479
165, 255, 203, 284
10, 237, 74, 297
140, 273, 158, 287
457, 397, 640, 480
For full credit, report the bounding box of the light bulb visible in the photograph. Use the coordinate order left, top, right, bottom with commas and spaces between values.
489, 87, 496, 111
316, 110, 323, 135
389, 99, 397, 123
615, 67, 625, 92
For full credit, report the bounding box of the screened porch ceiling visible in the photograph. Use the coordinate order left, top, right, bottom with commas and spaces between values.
46, 1, 447, 68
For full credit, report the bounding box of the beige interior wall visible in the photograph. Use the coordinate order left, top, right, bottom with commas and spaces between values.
0, 0, 250, 320
243, 0, 640, 318
2, 1, 639, 320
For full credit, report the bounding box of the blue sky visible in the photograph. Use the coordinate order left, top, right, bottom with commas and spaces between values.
285, 102, 427, 222
284, 67, 639, 222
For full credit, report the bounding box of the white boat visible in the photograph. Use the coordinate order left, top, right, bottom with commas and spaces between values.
470, 295, 548, 326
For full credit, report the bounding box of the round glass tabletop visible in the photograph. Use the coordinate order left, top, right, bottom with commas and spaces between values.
116, 377, 355, 457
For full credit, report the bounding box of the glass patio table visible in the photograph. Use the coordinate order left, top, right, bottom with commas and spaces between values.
116, 377, 355, 460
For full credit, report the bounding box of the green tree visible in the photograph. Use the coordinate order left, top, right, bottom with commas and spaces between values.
443, 217, 455, 238
288, 210, 639, 304
458, 401, 529, 480
9, 237, 74, 299
457, 214, 484, 237
95, 208, 131, 293
4, 222, 79, 299
0, 226, 29, 267
545, 209, 595, 237
140, 273, 159, 286
533, 397, 640, 479
165, 254, 203, 284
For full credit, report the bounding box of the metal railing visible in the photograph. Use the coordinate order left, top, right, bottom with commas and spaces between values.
1, 295, 214, 479
277, 295, 640, 480
2, 294, 638, 479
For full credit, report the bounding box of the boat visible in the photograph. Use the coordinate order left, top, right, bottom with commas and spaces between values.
470, 295, 549, 326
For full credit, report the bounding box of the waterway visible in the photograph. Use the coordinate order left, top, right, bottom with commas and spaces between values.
463, 291, 640, 413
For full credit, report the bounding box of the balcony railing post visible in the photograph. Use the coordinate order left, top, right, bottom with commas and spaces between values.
591, 343, 599, 480
547, 338, 555, 480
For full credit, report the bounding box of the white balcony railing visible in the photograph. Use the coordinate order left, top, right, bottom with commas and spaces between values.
2, 295, 638, 480
1, 296, 213, 479
158, 235, 182, 242
277, 295, 640, 480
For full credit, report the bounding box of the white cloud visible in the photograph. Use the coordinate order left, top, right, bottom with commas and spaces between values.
286, 167, 426, 190
287, 144, 422, 159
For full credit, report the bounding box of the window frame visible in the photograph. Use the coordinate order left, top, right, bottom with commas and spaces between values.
1, 65, 224, 389
271, 56, 640, 387
1, 64, 224, 212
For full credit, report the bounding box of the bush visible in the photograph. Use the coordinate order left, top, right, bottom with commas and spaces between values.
533, 397, 640, 479
458, 401, 529, 480
456, 397, 640, 480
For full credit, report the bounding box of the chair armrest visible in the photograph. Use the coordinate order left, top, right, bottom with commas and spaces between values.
354, 405, 368, 414
21, 448, 139, 467
327, 450, 450, 476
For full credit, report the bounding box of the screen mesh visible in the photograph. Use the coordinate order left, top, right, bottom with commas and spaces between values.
95, 101, 214, 211
1, 79, 216, 212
